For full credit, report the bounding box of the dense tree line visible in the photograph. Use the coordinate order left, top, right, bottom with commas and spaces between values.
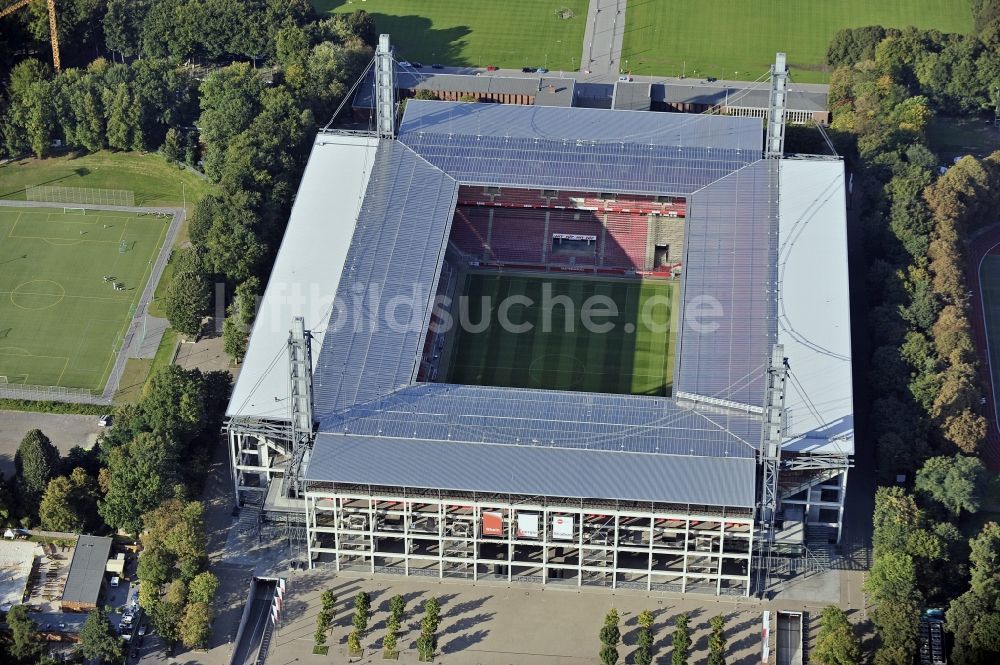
1, 57, 199, 158
826, 6, 1000, 114
827, 11, 1000, 663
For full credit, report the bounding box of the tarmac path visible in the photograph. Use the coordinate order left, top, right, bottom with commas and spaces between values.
964, 224, 1000, 471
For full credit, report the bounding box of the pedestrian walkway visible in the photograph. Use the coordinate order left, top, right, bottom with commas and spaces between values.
580, 0, 627, 77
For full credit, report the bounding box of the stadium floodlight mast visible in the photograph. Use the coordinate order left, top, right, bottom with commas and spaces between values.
375, 34, 396, 140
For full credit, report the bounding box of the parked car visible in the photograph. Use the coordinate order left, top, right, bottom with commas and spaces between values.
98, 414, 112, 427
397, 60, 411, 67
537, 67, 549, 73
706, 76, 718, 82
411, 61, 423, 68
618, 75, 632, 82
431, 63, 444, 69
522, 66, 535, 73
486, 65, 498, 71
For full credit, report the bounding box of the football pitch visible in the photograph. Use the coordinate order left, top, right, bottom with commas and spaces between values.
316, 0, 588, 70
446, 273, 679, 395
621, 0, 973, 83
0, 206, 170, 392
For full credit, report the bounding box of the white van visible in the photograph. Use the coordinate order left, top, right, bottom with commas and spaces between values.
110, 576, 120, 588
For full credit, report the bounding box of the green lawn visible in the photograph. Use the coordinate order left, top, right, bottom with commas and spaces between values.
621, 0, 973, 83
315, 0, 588, 70
446, 273, 678, 395
0, 151, 213, 213
0, 207, 170, 392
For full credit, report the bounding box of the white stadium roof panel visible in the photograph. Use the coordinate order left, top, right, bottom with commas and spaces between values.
777, 160, 854, 455
227, 134, 379, 419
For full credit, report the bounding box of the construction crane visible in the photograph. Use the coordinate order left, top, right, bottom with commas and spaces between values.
1, 0, 61, 72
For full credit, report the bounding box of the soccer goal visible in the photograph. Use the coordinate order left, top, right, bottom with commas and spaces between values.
63, 207, 86, 215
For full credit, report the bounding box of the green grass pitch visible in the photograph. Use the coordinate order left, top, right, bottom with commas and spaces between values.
446, 273, 679, 395
621, 0, 972, 83
315, 0, 588, 70
0, 207, 169, 391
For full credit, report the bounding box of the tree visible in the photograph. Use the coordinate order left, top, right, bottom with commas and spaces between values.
198, 63, 266, 180
15, 429, 61, 519
915, 455, 989, 514
151, 579, 187, 645
416, 596, 441, 662
179, 602, 213, 649
164, 255, 210, 338
6, 604, 42, 662
223, 276, 261, 362
599, 607, 621, 665
381, 593, 405, 657
348, 591, 371, 654
99, 431, 179, 534
79, 608, 124, 662
634, 609, 655, 665
141, 363, 209, 442
811, 606, 861, 665
141, 498, 208, 577
188, 571, 219, 604
708, 614, 727, 665
671, 613, 691, 665
39, 467, 97, 532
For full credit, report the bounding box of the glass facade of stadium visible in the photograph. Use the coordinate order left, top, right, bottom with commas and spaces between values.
303, 484, 756, 596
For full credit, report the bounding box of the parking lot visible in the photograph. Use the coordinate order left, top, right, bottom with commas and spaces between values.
0, 410, 102, 476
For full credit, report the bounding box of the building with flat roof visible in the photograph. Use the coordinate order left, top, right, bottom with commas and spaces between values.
60, 535, 111, 612
227, 45, 852, 597
0, 540, 36, 609
612, 80, 830, 124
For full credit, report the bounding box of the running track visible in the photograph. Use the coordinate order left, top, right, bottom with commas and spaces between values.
965, 226, 1000, 471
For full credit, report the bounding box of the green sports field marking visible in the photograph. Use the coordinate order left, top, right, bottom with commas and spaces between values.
447, 272, 678, 396
0, 205, 168, 391
621, 0, 972, 83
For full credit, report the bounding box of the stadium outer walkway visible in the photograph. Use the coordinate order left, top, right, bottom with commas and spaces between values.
580, 0, 627, 77
965, 223, 1000, 472
0, 199, 184, 406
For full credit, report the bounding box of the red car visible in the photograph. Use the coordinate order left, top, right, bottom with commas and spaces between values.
486, 65, 499, 71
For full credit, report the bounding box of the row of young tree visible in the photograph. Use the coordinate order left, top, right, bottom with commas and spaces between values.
598, 608, 726, 665
825, 11, 1000, 665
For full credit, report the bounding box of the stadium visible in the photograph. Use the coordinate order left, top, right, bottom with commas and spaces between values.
225, 43, 853, 597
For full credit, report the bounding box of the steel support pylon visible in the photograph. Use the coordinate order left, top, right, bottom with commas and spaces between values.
375, 34, 396, 139
765, 52, 788, 158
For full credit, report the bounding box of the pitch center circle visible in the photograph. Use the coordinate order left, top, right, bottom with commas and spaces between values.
10, 279, 66, 310
528, 353, 586, 388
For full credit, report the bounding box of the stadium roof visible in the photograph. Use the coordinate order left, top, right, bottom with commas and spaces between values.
230, 99, 853, 506
776, 160, 853, 455
227, 134, 379, 419
307, 434, 757, 507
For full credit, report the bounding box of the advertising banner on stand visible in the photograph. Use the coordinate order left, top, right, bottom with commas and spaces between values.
552, 515, 574, 540
517, 513, 539, 539
482, 511, 503, 536
761, 611, 770, 663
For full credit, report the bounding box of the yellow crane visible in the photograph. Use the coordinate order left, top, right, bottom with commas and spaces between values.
1, 0, 61, 72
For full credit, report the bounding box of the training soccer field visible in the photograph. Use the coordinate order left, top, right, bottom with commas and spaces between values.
0, 206, 170, 392
621, 0, 973, 83
316, 0, 588, 70
446, 273, 679, 396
